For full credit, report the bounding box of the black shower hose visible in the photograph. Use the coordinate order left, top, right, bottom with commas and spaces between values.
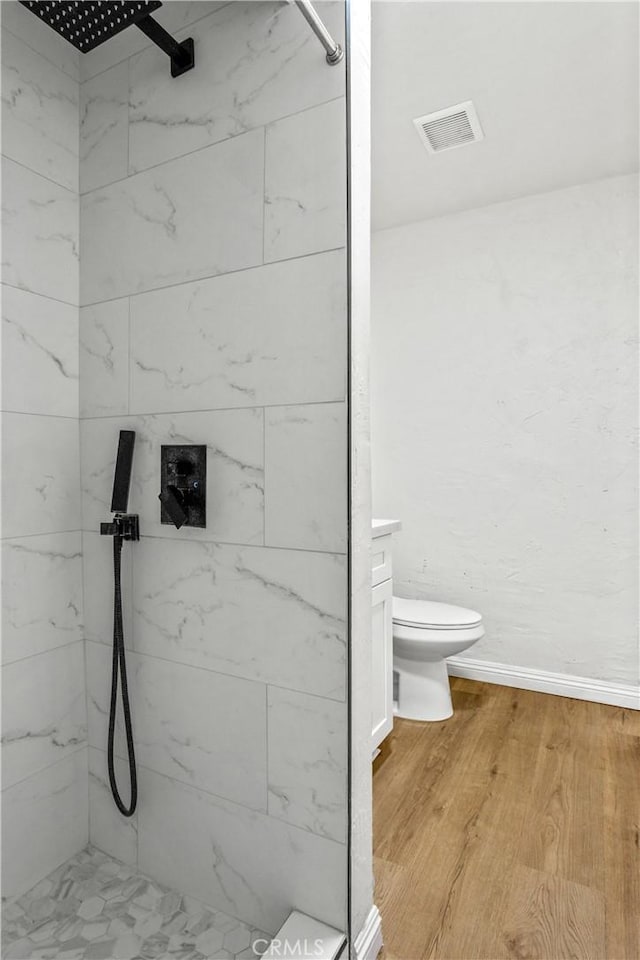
108, 533, 138, 817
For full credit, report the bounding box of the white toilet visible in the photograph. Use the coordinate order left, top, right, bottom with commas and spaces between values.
393, 598, 484, 721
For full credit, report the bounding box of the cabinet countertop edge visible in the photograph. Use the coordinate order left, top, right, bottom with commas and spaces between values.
372, 518, 402, 539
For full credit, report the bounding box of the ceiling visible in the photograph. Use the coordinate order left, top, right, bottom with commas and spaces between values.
371, 1, 640, 231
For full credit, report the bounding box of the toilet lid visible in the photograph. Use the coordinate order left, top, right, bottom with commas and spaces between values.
393, 597, 482, 629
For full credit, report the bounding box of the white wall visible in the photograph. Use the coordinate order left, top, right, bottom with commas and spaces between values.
372, 174, 638, 687
1, 2, 87, 898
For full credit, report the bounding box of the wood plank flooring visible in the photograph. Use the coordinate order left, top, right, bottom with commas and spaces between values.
373, 679, 640, 960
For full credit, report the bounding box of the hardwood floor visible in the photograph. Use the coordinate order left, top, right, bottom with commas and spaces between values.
373, 679, 640, 960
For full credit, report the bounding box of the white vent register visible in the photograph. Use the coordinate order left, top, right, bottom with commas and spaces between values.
413, 100, 484, 154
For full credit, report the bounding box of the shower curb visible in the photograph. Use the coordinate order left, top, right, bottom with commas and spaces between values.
262, 910, 345, 960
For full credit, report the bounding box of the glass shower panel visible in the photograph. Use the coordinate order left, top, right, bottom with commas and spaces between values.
1, 0, 350, 953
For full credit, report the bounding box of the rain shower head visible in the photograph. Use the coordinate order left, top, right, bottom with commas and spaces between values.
19, 1, 160, 53
19, 1, 195, 76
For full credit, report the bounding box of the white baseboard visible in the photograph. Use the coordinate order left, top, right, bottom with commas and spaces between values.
353, 906, 383, 960
447, 656, 639, 710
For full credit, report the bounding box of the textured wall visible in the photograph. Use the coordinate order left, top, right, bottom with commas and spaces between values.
1, 2, 87, 898
78, 1, 349, 935
372, 174, 639, 686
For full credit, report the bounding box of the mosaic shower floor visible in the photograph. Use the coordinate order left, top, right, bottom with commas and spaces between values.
2, 847, 270, 960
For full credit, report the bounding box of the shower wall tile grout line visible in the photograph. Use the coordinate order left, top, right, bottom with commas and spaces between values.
0, 24, 79, 82
80, 395, 348, 420
1, 281, 78, 311
84, 637, 348, 705
127, 296, 132, 416
1, 152, 79, 196
79, 245, 348, 309
2, 635, 86, 669
3, 409, 80, 421
82, 530, 348, 557
1, 528, 84, 542
78, 93, 347, 196
2, 740, 88, 795
88, 743, 347, 846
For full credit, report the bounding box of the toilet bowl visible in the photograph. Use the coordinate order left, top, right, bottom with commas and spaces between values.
393, 597, 484, 721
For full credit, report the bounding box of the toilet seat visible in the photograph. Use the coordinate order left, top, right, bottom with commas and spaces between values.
393, 597, 482, 630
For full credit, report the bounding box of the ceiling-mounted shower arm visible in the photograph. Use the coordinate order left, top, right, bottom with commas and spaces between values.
293, 0, 344, 65
135, 14, 195, 78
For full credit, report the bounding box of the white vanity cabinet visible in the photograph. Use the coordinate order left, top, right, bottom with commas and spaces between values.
371, 520, 401, 753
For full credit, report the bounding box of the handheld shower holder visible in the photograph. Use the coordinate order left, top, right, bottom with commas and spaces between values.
100, 514, 140, 541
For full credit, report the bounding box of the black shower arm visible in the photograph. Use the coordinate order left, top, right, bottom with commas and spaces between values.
136, 15, 195, 78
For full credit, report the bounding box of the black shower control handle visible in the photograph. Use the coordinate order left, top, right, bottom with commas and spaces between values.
158, 487, 188, 529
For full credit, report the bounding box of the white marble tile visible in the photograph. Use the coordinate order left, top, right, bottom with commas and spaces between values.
137, 766, 347, 935
78, 2, 225, 81
2, 642, 87, 789
85, 641, 129, 766
2, 157, 79, 304
88, 747, 138, 867
80, 409, 264, 545
0, 2, 79, 81
132, 538, 347, 700
80, 298, 129, 417
265, 402, 347, 553
2, 286, 78, 417
2, 532, 83, 665
80, 129, 264, 304
128, 1, 346, 174
86, 642, 268, 811
2, 413, 81, 538
1, 29, 78, 191
130, 250, 347, 414
264, 98, 347, 263
82, 531, 133, 648
80, 61, 129, 194
267, 687, 347, 843
1, 749, 88, 899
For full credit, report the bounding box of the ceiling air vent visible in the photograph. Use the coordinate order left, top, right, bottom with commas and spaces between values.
413, 100, 484, 154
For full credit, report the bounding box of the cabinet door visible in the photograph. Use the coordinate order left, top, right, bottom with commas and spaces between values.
371, 577, 394, 751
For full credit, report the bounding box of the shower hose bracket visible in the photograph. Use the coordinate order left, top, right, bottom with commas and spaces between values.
100, 514, 140, 541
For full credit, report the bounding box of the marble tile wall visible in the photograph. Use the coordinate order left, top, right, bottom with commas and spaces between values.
1, 3, 85, 899
0, 0, 350, 931
78, 0, 349, 938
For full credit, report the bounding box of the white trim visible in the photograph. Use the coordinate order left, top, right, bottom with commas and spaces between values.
262, 911, 344, 960
447, 656, 639, 710
353, 906, 383, 960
